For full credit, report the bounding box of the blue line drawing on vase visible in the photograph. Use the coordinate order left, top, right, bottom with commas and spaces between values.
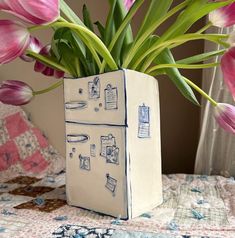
104, 84, 118, 110
100, 134, 116, 158
105, 174, 117, 196
79, 155, 91, 171
90, 144, 96, 157
106, 145, 119, 165
67, 134, 90, 143
88, 77, 100, 99
138, 104, 150, 138
65, 101, 87, 110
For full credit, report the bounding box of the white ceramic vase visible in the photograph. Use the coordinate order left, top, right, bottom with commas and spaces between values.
64, 69, 162, 219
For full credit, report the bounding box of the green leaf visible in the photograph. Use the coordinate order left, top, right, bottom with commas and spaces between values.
113, 0, 133, 45
57, 41, 80, 77
53, 22, 118, 71
153, 48, 199, 105
52, 27, 90, 76
159, 0, 235, 43
176, 49, 226, 64
130, 35, 159, 70
94, 21, 105, 40
105, 0, 118, 45
60, 0, 84, 26
83, 4, 94, 32
83, 4, 97, 75
100, 0, 144, 72
136, 0, 173, 40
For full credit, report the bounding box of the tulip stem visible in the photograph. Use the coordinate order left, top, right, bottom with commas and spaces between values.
183, 77, 218, 107
146, 62, 219, 75
197, 22, 213, 34
26, 50, 70, 74
50, 22, 118, 71
33, 80, 63, 96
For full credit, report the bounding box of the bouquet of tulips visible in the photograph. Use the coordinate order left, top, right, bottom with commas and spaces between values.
0, 0, 235, 133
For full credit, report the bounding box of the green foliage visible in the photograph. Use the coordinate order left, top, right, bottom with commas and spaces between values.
47, 0, 235, 103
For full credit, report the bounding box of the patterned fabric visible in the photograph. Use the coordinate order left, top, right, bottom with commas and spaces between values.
52, 225, 114, 238
0, 103, 65, 176
0, 173, 234, 238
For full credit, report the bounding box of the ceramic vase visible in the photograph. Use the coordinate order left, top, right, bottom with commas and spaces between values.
64, 69, 162, 219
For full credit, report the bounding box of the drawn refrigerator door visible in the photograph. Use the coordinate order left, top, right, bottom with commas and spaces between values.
64, 70, 163, 219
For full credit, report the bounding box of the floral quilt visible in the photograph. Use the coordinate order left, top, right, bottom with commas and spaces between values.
0, 173, 235, 238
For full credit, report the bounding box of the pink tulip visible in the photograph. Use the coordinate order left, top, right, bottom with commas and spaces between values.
0, 20, 30, 64
0, 80, 33, 105
20, 36, 43, 62
34, 45, 65, 79
221, 47, 235, 100
124, 0, 135, 10
215, 103, 235, 134
209, 2, 235, 27
0, 0, 59, 25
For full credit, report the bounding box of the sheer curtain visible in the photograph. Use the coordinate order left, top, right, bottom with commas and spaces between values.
194, 27, 235, 177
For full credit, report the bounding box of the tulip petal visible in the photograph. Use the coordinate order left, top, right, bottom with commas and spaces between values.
20, 36, 43, 62
209, 3, 235, 27
124, 0, 135, 10
221, 48, 235, 100
19, 0, 59, 23
34, 61, 46, 73
34, 44, 65, 79
0, 20, 30, 64
0, 0, 59, 25
215, 103, 235, 134
0, 80, 33, 105
54, 70, 65, 79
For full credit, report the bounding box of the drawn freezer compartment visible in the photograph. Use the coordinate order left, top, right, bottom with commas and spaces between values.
138, 104, 150, 138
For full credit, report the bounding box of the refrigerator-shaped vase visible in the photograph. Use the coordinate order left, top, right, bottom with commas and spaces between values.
64, 69, 162, 219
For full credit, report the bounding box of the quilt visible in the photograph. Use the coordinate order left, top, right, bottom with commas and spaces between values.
0, 173, 235, 238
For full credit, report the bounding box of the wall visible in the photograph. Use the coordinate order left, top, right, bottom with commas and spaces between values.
0, 0, 205, 173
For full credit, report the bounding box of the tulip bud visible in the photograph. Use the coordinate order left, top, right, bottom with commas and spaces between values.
0, 20, 30, 64
20, 36, 43, 62
209, 3, 235, 27
0, 0, 59, 25
124, 0, 135, 10
214, 103, 235, 134
221, 47, 235, 100
34, 45, 65, 79
0, 80, 34, 105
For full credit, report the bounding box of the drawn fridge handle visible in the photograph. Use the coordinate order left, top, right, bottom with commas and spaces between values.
67, 134, 90, 143
65, 101, 88, 110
